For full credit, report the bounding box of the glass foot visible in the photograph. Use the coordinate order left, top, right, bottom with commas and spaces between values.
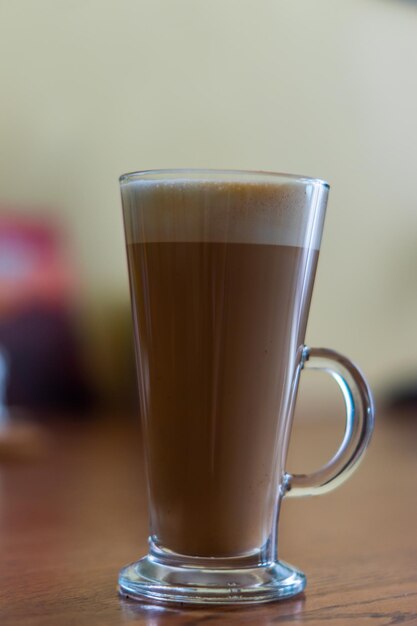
118, 555, 306, 605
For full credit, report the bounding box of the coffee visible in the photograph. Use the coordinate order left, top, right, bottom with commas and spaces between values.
123, 180, 321, 557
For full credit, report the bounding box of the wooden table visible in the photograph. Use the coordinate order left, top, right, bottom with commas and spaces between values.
0, 406, 416, 625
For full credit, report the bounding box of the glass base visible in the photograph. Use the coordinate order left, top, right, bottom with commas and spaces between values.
118, 555, 306, 606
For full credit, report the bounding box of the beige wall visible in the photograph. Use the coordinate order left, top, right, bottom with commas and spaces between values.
0, 0, 416, 391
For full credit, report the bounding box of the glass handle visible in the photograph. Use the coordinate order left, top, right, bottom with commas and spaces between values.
284, 346, 375, 497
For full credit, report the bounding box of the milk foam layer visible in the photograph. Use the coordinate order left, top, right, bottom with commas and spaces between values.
121, 178, 328, 250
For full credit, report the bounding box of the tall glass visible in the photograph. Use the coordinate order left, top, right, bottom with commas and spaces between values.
118, 170, 374, 605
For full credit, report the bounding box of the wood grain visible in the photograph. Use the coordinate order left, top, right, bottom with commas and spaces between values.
0, 408, 416, 625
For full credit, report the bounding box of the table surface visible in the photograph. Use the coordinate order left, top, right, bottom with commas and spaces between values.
0, 405, 416, 626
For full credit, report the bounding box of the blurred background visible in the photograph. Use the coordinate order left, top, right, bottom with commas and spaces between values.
0, 0, 416, 416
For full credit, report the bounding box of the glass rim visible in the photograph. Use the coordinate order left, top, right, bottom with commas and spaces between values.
119, 168, 330, 189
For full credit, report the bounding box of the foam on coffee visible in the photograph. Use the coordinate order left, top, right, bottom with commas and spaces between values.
121, 178, 328, 250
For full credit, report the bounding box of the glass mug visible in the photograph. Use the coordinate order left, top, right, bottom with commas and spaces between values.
118, 170, 374, 605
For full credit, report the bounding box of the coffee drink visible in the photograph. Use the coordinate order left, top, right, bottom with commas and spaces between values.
119, 172, 374, 606
123, 178, 323, 557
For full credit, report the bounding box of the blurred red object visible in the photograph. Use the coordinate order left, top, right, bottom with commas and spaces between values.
0, 215, 75, 314
0, 213, 92, 413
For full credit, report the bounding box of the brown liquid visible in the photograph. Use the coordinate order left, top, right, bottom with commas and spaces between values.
127, 241, 318, 557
